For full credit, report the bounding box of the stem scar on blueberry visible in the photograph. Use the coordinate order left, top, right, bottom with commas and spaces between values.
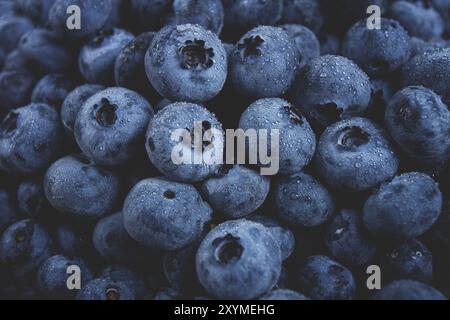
180, 39, 214, 70
164, 190, 175, 199
213, 234, 244, 265
238, 35, 264, 59
338, 126, 370, 150
14, 230, 27, 242
284, 105, 304, 125
105, 287, 120, 300
95, 98, 118, 127
0, 111, 19, 138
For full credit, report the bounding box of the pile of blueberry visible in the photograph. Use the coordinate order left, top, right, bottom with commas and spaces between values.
0, 0, 449, 300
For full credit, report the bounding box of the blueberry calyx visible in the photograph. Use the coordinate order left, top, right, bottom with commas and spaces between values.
163, 190, 176, 199
238, 35, 264, 59
105, 287, 120, 300
338, 126, 371, 149
180, 39, 214, 70
92, 29, 114, 46
0, 111, 19, 138
213, 234, 244, 265
14, 230, 27, 242
284, 106, 304, 125
95, 98, 118, 127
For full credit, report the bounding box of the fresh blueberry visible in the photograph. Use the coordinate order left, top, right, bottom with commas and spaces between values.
380, 238, 433, 283
13, 0, 55, 25
325, 209, 376, 266
145, 102, 223, 182
201, 165, 270, 219
123, 177, 212, 251
54, 224, 94, 258
17, 179, 54, 222
76, 277, 135, 300
44, 154, 121, 219
79, 29, 135, 85
402, 48, 450, 103
0, 219, 53, 277
93, 211, 151, 264
0, 14, 34, 53
388, 1, 445, 40
230, 26, 298, 98
145, 24, 227, 103
2, 49, 29, 71
172, 0, 224, 35
0, 103, 63, 175
196, 219, 282, 300
433, 0, 450, 36
48, 0, 119, 39
273, 172, 334, 228
245, 214, 295, 261
259, 289, 309, 300
315, 117, 399, 192
342, 18, 411, 76
410, 37, 450, 57
373, 280, 446, 300
280, 24, 320, 70
222, 0, 283, 39
75, 87, 154, 166
31, 74, 77, 109
239, 98, 316, 175
129, 0, 172, 32
385, 86, 450, 165
291, 55, 372, 126
280, 0, 323, 34
61, 84, 105, 138
0, 69, 36, 118
100, 265, 146, 298
114, 32, 159, 101
363, 172, 442, 238
0, 188, 19, 232
294, 255, 356, 300
18, 28, 74, 73
37, 254, 93, 298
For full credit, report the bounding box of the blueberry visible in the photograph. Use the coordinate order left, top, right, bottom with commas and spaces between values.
18, 28, 74, 73
280, 0, 323, 34
129, 0, 172, 32
61, 84, 105, 138
54, 224, 93, 258
385, 86, 450, 165
93, 212, 151, 264
17, 179, 54, 221
114, 32, 159, 100
410, 37, 450, 57
388, 1, 445, 40
100, 265, 146, 298
245, 214, 295, 261
239, 98, 316, 175
31, 74, 77, 109
2, 49, 29, 71
196, 219, 282, 299
373, 280, 446, 300
13, 0, 55, 25
402, 48, 450, 103
280, 24, 320, 70
145, 102, 223, 182
291, 55, 372, 126
75, 87, 154, 166
380, 238, 433, 283
0, 188, 19, 232
44, 154, 121, 219
230, 26, 298, 98
201, 165, 270, 219
315, 117, 399, 192
0, 103, 63, 175
363, 172, 442, 238
163, 239, 203, 294
79, 29, 135, 85
273, 172, 334, 228
123, 178, 212, 251
325, 209, 376, 266
173, 0, 224, 35
145, 24, 227, 103
294, 255, 356, 300
259, 288, 309, 300
0, 69, 36, 117
222, 0, 283, 39
48, 0, 118, 39
433, 0, 450, 36
76, 277, 135, 300
0, 14, 34, 53
0, 219, 53, 277
342, 18, 411, 76
37, 255, 93, 298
